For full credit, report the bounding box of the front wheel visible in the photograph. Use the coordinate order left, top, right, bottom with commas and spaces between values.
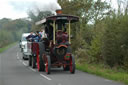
70, 56, 75, 74
45, 55, 51, 74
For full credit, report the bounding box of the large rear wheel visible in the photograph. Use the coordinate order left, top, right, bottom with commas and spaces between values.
37, 54, 45, 71
37, 42, 45, 72
70, 56, 75, 74
45, 55, 51, 74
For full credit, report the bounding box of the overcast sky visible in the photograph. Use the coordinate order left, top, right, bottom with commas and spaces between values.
0, 0, 118, 19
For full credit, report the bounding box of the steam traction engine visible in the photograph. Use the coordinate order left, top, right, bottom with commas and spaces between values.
29, 10, 79, 74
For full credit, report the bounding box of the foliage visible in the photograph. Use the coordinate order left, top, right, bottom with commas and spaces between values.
0, 43, 16, 53
0, 18, 31, 48
59, 0, 128, 70
102, 14, 128, 68
59, 0, 111, 24
0, 30, 14, 47
0, 18, 11, 29
28, 11, 53, 22
76, 63, 128, 85
28, 11, 53, 31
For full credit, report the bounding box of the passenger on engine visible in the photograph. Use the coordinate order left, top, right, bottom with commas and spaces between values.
26, 31, 35, 42
34, 31, 41, 42
39, 28, 47, 39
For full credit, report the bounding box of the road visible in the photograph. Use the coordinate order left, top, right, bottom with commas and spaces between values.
0, 45, 124, 85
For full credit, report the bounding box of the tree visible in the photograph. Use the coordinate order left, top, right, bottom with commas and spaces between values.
0, 18, 31, 47
0, 18, 11, 29
28, 10, 53, 31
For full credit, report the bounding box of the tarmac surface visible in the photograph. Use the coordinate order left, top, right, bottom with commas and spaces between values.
0, 45, 124, 85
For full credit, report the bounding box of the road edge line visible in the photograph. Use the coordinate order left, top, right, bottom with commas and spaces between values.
40, 74, 52, 80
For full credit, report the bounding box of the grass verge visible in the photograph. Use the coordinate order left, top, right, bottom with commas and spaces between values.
76, 63, 128, 85
0, 42, 17, 53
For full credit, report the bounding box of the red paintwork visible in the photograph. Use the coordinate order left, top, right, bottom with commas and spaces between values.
45, 57, 48, 73
57, 45, 67, 48
37, 54, 40, 71
70, 57, 73, 73
64, 53, 71, 60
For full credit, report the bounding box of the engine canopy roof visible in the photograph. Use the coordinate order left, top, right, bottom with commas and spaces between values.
36, 14, 79, 25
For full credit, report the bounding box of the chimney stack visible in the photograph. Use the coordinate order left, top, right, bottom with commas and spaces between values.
56, 9, 62, 14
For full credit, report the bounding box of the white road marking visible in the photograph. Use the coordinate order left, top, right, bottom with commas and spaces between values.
16, 52, 20, 60
17, 57, 20, 60
17, 52, 18, 57
16, 53, 35, 72
58, 83, 62, 85
29, 67, 36, 72
22, 62, 27, 66
16, 52, 51, 81
40, 74, 52, 80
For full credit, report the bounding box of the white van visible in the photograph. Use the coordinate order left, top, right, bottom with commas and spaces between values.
20, 33, 31, 60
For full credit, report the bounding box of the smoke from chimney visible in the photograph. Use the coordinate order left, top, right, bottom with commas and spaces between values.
8, 0, 61, 18
29, 0, 62, 16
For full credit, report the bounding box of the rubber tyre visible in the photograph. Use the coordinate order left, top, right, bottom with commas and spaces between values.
21, 48, 23, 52
45, 55, 51, 74
70, 56, 75, 74
32, 56, 36, 68
22, 54, 28, 60
37, 55, 45, 72
29, 55, 32, 66
22, 53, 25, 60
23, 56, 28, 60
